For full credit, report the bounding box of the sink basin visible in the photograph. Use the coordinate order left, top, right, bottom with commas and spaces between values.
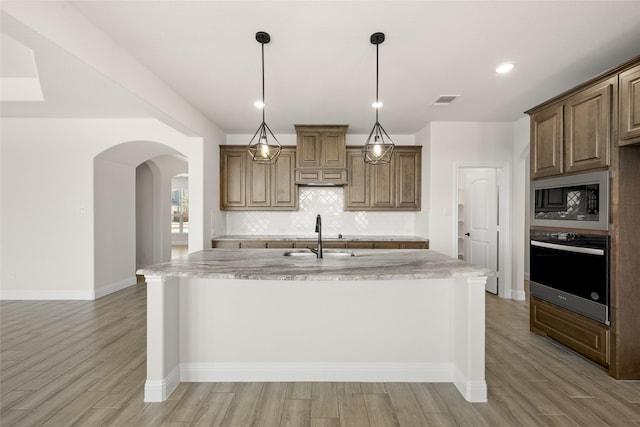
283, 249, 356, 257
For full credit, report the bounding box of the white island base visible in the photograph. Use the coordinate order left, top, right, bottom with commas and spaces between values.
143, 274, 488, 403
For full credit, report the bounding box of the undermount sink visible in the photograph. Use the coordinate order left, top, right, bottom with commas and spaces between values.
283, 249, 356, 257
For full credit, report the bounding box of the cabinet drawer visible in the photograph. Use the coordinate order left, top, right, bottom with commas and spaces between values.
530, 296, 609, 367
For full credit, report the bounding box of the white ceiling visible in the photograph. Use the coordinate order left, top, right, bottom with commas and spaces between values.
2, 1, 640, 135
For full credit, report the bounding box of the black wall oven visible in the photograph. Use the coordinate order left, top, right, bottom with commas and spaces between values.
530, 231, 610, 324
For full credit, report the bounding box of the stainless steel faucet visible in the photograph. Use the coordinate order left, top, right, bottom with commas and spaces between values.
308, 214, 323, 258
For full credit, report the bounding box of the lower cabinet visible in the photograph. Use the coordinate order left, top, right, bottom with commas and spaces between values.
530, 296, 609, 368
212, 239, 429, 250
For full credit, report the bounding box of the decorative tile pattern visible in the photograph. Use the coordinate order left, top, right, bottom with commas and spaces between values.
226, 187, 416, 236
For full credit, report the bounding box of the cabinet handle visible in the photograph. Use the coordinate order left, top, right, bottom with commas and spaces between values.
464, 232, 470, 237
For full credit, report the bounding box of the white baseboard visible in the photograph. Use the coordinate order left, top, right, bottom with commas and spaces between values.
0, 289, 94, 300
180, 362, 452, 383
1, 275, 137, 300
453, 368, 487, 402
144, 366, 180, 402
95, 276, 137, 299
512, 289, 527, 301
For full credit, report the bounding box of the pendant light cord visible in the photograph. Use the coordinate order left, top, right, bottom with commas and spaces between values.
262, 41, 266, 124
376, 42, 379, 124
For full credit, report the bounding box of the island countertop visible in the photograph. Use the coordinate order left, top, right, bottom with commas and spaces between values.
137, 248, 490, 281
211, 234, 429, 242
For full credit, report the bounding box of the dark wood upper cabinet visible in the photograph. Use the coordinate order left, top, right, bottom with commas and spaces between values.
220, 146, 297, 211
531, 103, 564, 179
345, 150, 370, 209
296, 130, 322, 168
530, 77, 614, 179
565, 77, 614, 173
395, 148, 421, 210
246, 160, 271, 208
294, 125, 348, 185
618, 64, 640, 146
271, 149, 298, 208
344, 146, 421, 211
220, 147, 246, 208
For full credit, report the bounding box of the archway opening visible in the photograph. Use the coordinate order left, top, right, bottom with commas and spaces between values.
94, 140, 187, 299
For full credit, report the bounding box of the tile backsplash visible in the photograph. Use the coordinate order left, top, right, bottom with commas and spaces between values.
225, 187, 416, 237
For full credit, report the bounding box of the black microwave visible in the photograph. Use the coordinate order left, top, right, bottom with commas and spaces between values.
530, 171, 609, 231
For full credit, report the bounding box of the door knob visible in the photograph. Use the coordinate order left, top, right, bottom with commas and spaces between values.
464, 232, 470, 236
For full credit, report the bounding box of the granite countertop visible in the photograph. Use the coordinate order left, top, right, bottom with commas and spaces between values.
137, 249, 489, 281
211, 234, 429, 242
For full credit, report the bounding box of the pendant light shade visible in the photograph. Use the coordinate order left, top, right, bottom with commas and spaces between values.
363, 32, 394, 165
247, 31, 281, 164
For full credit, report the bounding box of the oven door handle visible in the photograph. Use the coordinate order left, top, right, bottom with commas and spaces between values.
531, 240, 604, 256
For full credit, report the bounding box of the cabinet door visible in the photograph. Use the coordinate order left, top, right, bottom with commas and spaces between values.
344, 149, 370, 210
220, 148, 246, 209
531, 103, 564, 179
246, 159, 271, 208
320, 131, 346, 168
271, 149, 298, 208
347, 241, 374, 249
619, 65, 640, 146
370, 161, 395, 208
212, 240, 240, 248
296, 131, 322, 168
565, 78, 613, 173
395, 147, 421, 210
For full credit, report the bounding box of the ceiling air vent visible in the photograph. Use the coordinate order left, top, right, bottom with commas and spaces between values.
433, 95, 459, 106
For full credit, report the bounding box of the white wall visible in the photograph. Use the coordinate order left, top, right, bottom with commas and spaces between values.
136, 156, 188, 268
95, 158, 136, 294
0, 118, 195, 299
136, 162, 154, 268
414, 124, 432, 238
2, 1, 227, 255
426, 122, 515, 258
512, 117, 530, 298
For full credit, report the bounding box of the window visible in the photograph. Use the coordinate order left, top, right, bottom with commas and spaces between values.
171, 175, 189, 233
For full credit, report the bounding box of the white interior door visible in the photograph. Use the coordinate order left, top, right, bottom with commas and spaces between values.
463, 169, 498, 294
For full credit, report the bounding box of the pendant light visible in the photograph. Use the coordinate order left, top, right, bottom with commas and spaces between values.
363, 32, 394, 165
247, 31, 281, 163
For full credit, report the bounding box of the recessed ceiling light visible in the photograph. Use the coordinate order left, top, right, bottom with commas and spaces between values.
495, 63, 515, 74
254, 100, 265, 109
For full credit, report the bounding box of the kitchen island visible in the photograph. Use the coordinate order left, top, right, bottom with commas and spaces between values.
137, 249, 490, 403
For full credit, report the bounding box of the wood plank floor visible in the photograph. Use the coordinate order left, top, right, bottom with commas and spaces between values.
2, 279, 639, 426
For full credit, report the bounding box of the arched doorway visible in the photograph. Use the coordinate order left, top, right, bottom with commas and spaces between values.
94, 141, 187, 298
